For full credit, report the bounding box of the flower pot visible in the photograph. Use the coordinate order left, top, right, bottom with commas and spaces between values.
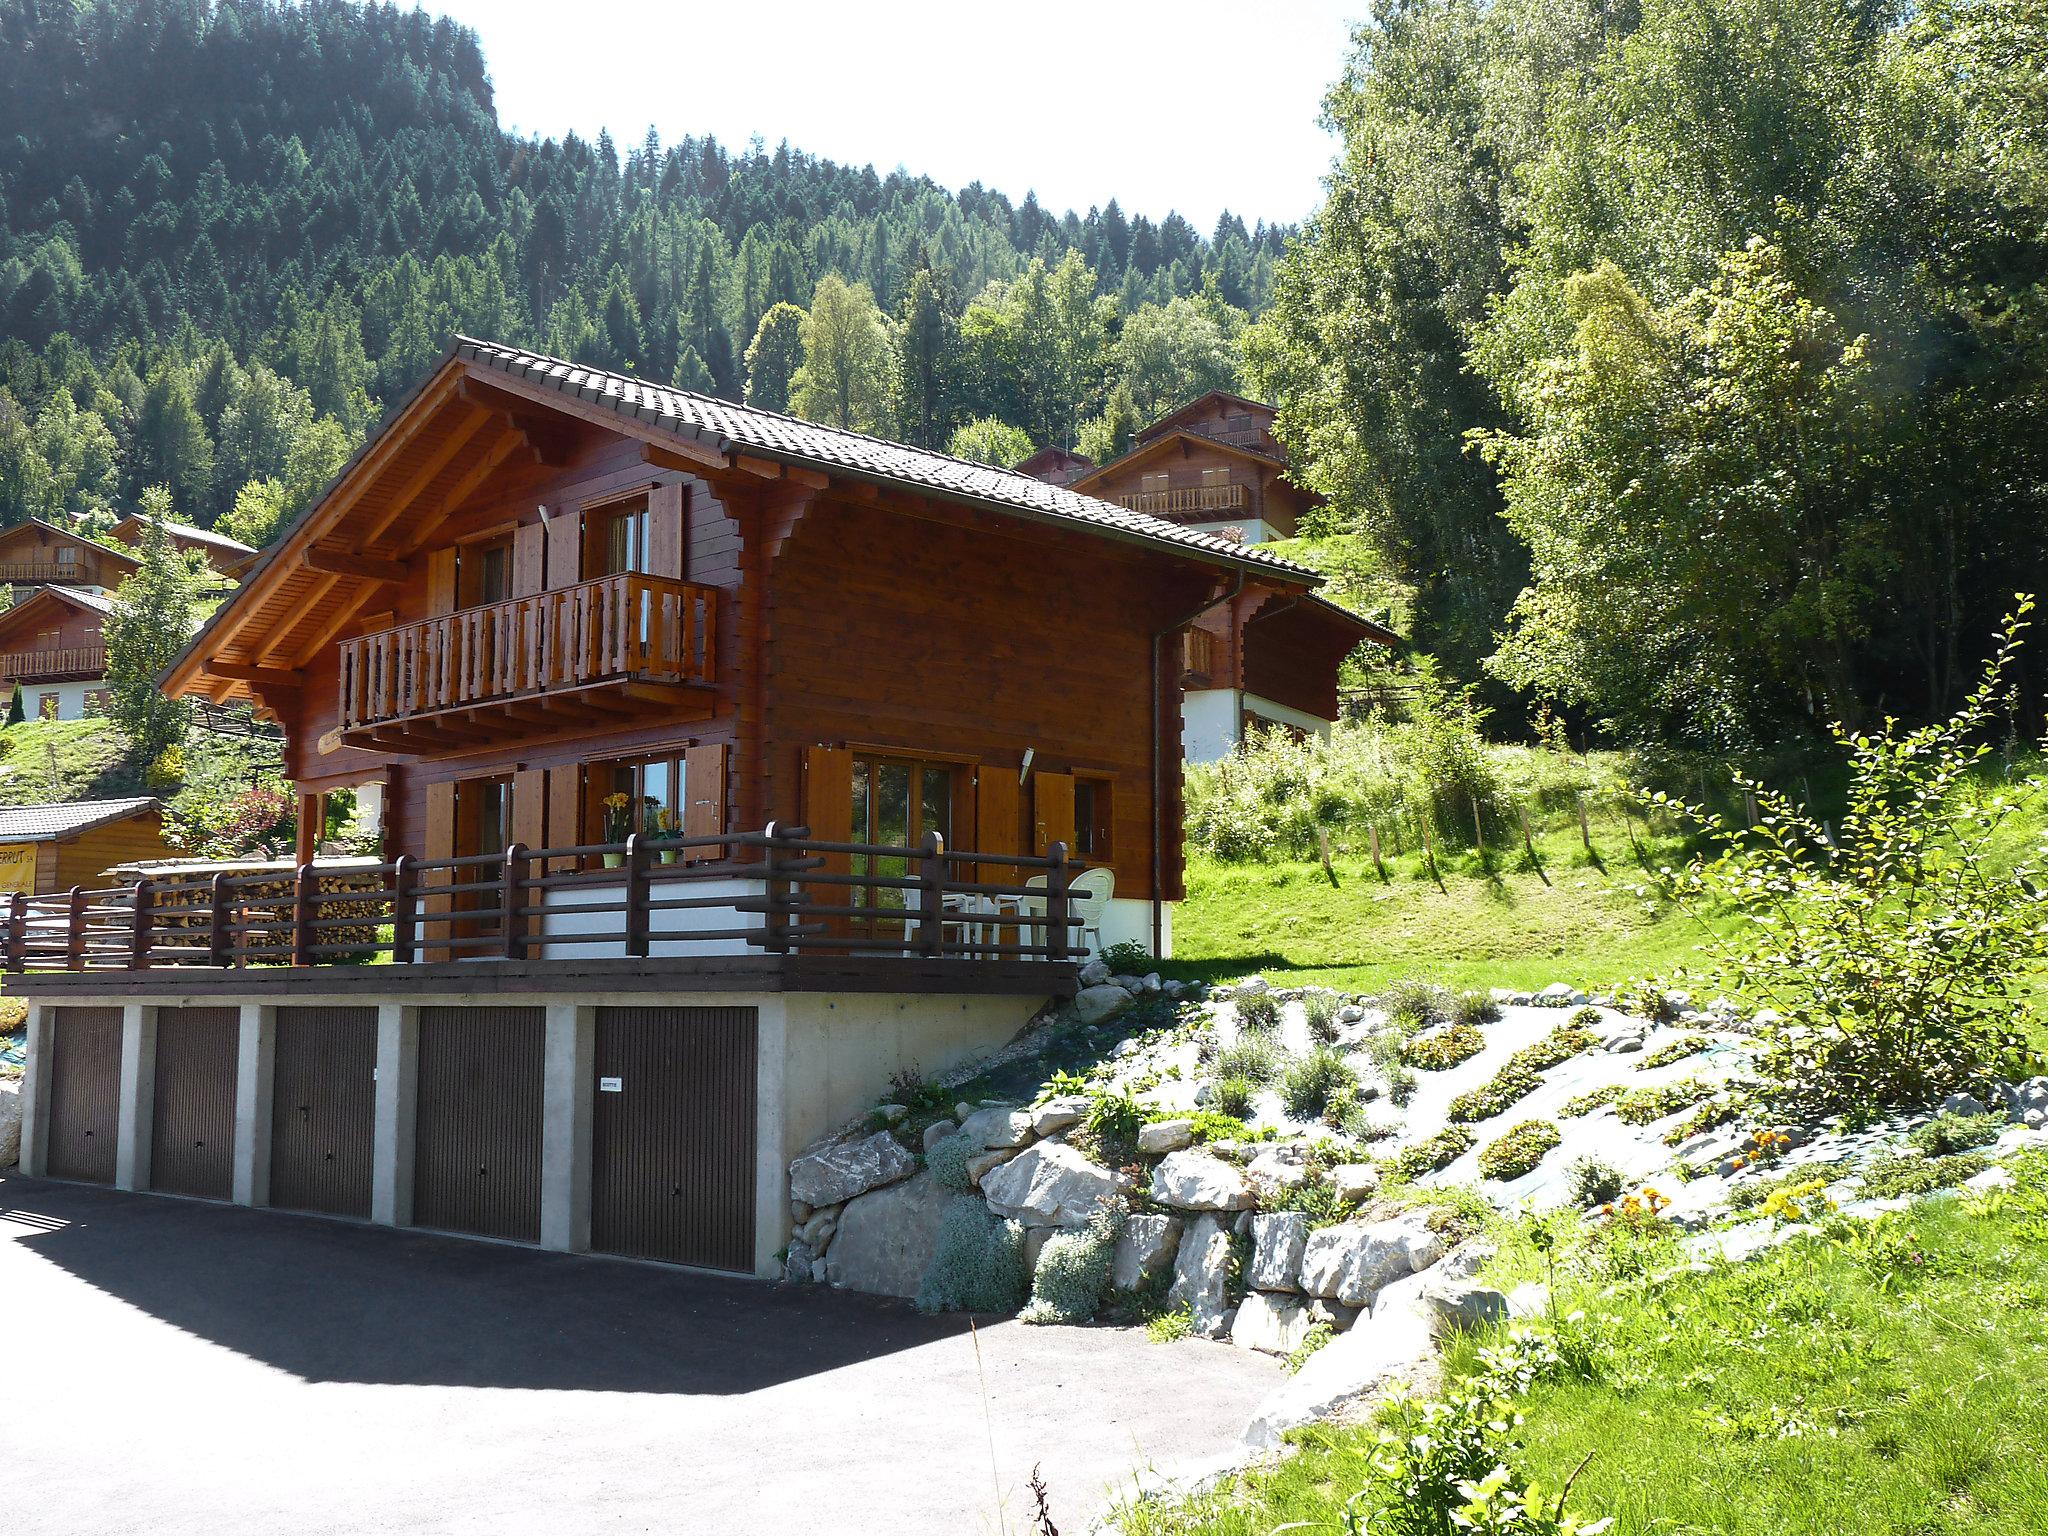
602, 853, 625, 870
659, 850, 679, 865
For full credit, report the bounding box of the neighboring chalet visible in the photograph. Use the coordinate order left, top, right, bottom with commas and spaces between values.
1043, 391, 1396, 762
0, 517, 140, 596
107, 513, 258, 582
7, 339, 1362, 1280
0, 586, 113, 720
0, 796, 166, 897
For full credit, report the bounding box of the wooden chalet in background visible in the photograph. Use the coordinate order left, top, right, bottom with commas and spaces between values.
0, 586, 114, 720
0, 514, 254, 601
107, 512, 258, 581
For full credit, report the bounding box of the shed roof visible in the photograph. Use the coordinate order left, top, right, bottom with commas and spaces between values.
0, 796, 160, 842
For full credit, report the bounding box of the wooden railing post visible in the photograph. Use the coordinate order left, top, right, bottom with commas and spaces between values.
130, 877, 154, 970
760, 820, 792, 954
208, 871, 231, 967
65, 886, 85, 970
5, 891, 25, 971
623, 834, 650, 958
501, 842, 529, 961
915, 830, 947, 957
391, 855, 417, 964
1045, 842, 1072, 964
292, 862, 316, 966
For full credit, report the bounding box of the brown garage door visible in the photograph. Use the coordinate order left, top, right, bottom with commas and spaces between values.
270, 1006, 377, 1219
45, 1006, 122, 1184
413, 1006, 543, 1243
151, 1006, 239, 1201
592, 1006, 757, 1273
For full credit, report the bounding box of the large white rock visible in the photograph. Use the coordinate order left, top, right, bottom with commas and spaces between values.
1150, 1149, 1255, 1211
1031, 1096, 1090, 1137
956, 1105, 1036, 1151
1241, 1297, 1437, 1448
1245, 1142, 1313, 1198
1329, 1163, 1380, 1203
1168, 1213, 1236, 1337
1231, 1291, 1317, 1356
1299, 1211, 1443, 1307
0, 1078, 20, 1170
978, 1140, 1119, 1227
821, 1171, 955, 1298
1112, 1213, 1184, 1290
1249, 1212, 1308, 1292
1420, 1279, 1508, 1333
1139, 1118, 1196, 1155
788, 1130, 914, 1208
1073, 984, 1134, 1026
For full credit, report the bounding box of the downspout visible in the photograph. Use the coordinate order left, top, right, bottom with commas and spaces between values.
1152, 573, 1245, 957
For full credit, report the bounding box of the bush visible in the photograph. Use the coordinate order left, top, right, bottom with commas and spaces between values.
1303, 989, 1341, 1042
1448, 1061, 1541, 1123
1215, 1032, 1282, 1084
1907, 1110, 2006, 1156
1184, 1108, 1250, 1143
1568, 1155, 1626, 1205
1561, 1085, 1624, 1117
1145, 1306, 1194, 1343
1392, 1125, 1476, 1179
915, 1199, 1029, 1314
1281, 1046, 1356, 1120
1402, 1022, 1485, 1071
1098, 939, 1151, 975
1636, 1036, 1707, 1071
1021, 1206, 1123, 1325
1477, 1120, 1562, 1181
1378, 978, 1451, 1032
1234, 990, 1282, 1032
1654, 602, 2048, 1116
1615, 1078, 1713, 1126
1449, 990, 1500, 1027
1861, 1151, 1993, 1199
1085, 1090, 1143, 1163
927, 1131, 975, 1192
1212, 1074, 1257, 1119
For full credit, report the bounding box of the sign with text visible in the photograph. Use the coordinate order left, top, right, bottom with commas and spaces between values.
0, 843, 37, 898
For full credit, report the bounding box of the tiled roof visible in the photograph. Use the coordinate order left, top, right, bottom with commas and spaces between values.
456, 339, 1319, 582
0, 796, 159, 841
111, 514, 257, 557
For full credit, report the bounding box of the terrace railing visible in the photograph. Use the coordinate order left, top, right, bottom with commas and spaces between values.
0, 645, 107, 682
0, 825, 1085, 972
1114, 483, 1248, 518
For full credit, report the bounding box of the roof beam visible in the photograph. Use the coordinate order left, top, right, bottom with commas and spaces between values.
302, 547, 408, 584
354, 404, 493, 550
203, 660, 304, 687
391, 427, 528, 559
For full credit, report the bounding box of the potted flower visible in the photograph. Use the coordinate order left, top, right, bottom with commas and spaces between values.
652, 805, 681, 863
601, 792, 634, 867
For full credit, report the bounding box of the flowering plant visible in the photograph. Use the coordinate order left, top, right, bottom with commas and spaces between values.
601, 791, 636, 842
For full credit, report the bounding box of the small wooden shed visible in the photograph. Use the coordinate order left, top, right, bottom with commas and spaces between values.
0, 796, 168, 897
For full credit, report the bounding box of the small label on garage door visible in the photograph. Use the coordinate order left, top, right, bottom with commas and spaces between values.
599, 1076, 623, 1092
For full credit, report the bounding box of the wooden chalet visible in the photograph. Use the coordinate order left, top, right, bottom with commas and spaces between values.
0, 586, 112, 720
1069, 391, 1317, 544
0, 518, 139, 594
108, 513, 257, 580
0, 797, 167, 897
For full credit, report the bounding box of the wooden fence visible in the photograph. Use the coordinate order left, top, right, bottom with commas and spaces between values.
0, 824, 1086, 972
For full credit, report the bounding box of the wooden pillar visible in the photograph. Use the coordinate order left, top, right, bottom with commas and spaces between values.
295, 790, 324, 866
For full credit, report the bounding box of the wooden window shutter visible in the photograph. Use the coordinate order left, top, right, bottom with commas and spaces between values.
511, 767, 546, 849
423, 779, 456, 960
545, 765, 581, 873
425, 547, 457, 616
802, 745, 854, 943
975, 765, 1020, 885
544, 509, 581, 591
647, 482, 686, 580
1033, 770, 1076, 858
511, 523, 546, 598
683, 742, 726, 860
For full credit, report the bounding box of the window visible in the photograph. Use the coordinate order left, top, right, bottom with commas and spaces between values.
36, 692, 58, 720
595, 752, 687, 842
56, 546, 77, 567
1074, 777, 1114, 863
458, 535, 513, 607
850, 754, 955, 910
589, 498, 650, 577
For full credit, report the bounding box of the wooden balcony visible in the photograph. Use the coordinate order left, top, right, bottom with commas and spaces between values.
0, 563, 95, 584
1181, 626, 1221, 685
338, 572, 718, 750
0, 645, 106, 683
1116, 483, 1249, 517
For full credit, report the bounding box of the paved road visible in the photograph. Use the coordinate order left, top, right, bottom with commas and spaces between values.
0, 1173, 1278, 1534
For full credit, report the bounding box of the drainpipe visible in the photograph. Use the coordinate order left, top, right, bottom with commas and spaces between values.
1151, 573, 1245, 957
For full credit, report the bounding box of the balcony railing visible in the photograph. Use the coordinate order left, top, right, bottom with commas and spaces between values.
0, 645, 106, 682
1116, 483, 1249, 517
1182, 627, 1220, 683
0, 826, 1086, 972
338, 572, 717, 737
0, 562, 94, 583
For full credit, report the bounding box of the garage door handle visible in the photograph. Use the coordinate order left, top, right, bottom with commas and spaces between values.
478, 1165, 489, 1177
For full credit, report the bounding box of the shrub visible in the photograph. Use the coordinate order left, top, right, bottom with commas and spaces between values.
1378, 978, 1451, 1032
1182, 1108, 1250, 1143
1907, 1110, 2006, 1157
1653, 602, 2048, 1117
1084, 1090, 1143, 1163
1144, 1306, 1194, 1343
1303, 989, 1341, 1042
1021, 1206, 1123, 1325
1281, 1046, 1356, 1120
1527, 1019, 1601, 1069
1212, 1074, 1257, 1119
1215, 1032, 1282, 1084
926, 1131, 975, 1192
1635, 1036, 1707, 1071
1449, 990, 1500, 1027
1478, 1120, 1562, 1181
915, 1199, 1029, 1314
1098, 939, 1151, 975
1392, 1125, 1475, 1179
1402, 1022, 1485, 1071
1448, 1061, 1541, 1123
1615, 1078, 1714, 1126
1568, 1155, 1626, 1205
1561, 1084, 1624, 1117
1234, 990, 1282, 1032
1861, 1151, 1992, 1200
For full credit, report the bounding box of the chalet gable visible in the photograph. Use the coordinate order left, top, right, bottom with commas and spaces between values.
0, 584, 113, 649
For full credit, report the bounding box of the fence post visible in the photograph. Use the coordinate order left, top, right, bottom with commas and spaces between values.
500, 842, 529, 961
1045, 842, 1072, 964
292, 862, 316, 966
66, 885, 85, 970
391, 855, 417, 964
916, 830, 946, 958
760, 821, 791, 954
3, 890, 23, 970
623, 834, 650, 959
1519, 805, 1538, 864
1576, 793, 1592, 852
208, 871, 231, 967
130, 877, 154, 970
1470, 792, 1484, 853
1368, 823, 1385, 880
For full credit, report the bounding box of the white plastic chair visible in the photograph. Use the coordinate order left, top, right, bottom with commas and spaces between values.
1016, 866, 1114, 956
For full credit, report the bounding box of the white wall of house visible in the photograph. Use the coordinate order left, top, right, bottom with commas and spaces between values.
1183, 687, 1335, 766
20, 678, 106, 722
1177, 516, 1283, 546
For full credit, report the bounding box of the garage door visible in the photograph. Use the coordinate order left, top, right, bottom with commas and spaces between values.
45, 1006, 122, 1184
151, 1006, 239, 1201
270, 1006, 377, 1219
413, 1006, 543, 1243
592, 1006, 757, 1272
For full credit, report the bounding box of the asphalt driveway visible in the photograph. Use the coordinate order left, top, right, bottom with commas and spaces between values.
0, 1173, 1279, 1534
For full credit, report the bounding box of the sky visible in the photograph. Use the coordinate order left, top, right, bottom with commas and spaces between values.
422, 0, 1362, 231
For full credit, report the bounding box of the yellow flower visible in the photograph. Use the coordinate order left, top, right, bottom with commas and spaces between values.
603, 792, 631, 810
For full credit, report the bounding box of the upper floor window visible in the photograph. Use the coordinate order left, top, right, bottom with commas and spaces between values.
589, 498, 651, 577
458, 536, 512, 607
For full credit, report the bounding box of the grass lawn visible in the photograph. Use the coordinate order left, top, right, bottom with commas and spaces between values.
0, 716, 149, 805
1167, 819, 1717, 995
1125, 1161, 2048, 1535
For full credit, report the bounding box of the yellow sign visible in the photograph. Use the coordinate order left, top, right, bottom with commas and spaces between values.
0, 843, 38, 897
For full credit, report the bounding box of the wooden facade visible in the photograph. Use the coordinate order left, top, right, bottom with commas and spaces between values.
0, 586, 110, 695
0, 519, 139, 591
1068, 393, 1319, 542
162, 342, 1340, 923
108, 514, 256, 580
